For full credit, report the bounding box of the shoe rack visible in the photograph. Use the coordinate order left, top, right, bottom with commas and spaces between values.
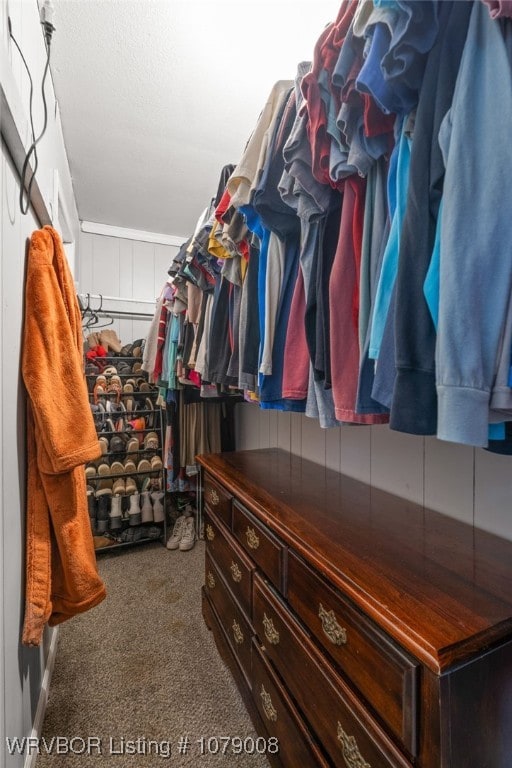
85, 352, 167, 551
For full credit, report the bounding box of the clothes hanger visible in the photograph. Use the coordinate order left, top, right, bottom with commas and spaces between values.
89, 295, 114, 329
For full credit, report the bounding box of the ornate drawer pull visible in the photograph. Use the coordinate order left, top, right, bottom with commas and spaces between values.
206, 524, 215, 541
206, 571, 216, 589
230, 561, 242, 583
260, 685, 277, 722
232, 619, 244, 645
337, 722, 371, 768
246, 526, 260, 550
319, 603, 347, 646
263, 613, 280, 645
208, 488, 220, 506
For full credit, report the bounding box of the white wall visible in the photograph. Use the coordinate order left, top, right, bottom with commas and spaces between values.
1, 1, 80, 765
236, 408, 512, 541
78, 230, 180, 344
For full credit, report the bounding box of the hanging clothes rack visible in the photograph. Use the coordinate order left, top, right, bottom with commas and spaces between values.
78, 293, 156, 321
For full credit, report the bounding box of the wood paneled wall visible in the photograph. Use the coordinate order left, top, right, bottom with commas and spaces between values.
78, 231, 179, 345
236, 406, 512, 541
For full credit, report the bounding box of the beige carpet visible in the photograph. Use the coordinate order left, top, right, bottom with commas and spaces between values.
36, 541, 270, 767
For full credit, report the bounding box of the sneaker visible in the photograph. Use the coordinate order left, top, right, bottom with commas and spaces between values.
166, 515, 187, 550
179, 516, 196, 552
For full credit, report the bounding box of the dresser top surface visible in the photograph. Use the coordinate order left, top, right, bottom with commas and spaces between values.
198, 448, 512, 672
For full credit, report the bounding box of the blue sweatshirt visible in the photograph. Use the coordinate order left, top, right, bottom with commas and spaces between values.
436, 1, 512, 447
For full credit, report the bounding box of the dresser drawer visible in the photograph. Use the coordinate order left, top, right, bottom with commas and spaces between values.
205, 552, 252, 685
287, 550, 419, 754
252, 638, 330, 768
203, 473, 232, 527
253, 573, 413, 768
204, 510, 254, 619
232, 500, 285, 592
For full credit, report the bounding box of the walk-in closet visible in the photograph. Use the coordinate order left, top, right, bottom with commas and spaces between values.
3, 1, 512, 767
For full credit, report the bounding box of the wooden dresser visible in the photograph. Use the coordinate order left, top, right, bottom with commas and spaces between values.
197, 448, 512, 767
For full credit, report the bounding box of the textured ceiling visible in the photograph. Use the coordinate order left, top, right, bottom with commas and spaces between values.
49, 0, 340, 238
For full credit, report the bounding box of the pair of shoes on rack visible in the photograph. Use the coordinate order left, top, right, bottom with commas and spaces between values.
125, 491, 165, 526
112, 477, 138, 495
119, 338, 144, 357
87, 330, 122, 355
139, 490, 165, 524
120, 524, 160, 543
166, 514, 196, 551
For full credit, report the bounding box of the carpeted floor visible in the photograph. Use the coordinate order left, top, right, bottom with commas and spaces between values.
36, 541, 270, 767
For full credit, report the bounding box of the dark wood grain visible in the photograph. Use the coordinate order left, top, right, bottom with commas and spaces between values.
286, 550, 419, 754
252, 573, 413, 768
251, 639, 331, 768
204, 551, 252, 685
204, 474, 232, 528
205, 509, 254, 620
201, 589, 283, 768
198, 449, 512, 673
232, 499, 285, 593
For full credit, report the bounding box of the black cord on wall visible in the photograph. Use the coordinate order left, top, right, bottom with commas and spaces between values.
8, 6, 55, 216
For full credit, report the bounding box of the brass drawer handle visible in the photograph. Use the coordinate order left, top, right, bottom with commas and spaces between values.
232, 619, 244, 645
208, 488, 220, 506
260, 685, 277, 722
246, 526, 260, 550
230, 561, 242, 583
319, 603, 347, 646
337, 722, 371, 768
206, 524, 215, 541
206, 571, 216, 590
263, 613, 280, 645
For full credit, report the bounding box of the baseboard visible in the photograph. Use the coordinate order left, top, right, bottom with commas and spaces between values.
23, 627, 59, 768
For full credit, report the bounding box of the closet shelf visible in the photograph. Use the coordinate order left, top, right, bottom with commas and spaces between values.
87, 469, 163, 481
96, 426, 163, 437
95, 533, 164, 553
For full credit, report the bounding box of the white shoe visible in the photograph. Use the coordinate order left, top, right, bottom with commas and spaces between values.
128, 492, 141, 526
151, 491, 165, 523
140, 491, 154, 523
179, 516, 196, 551
166, 515, 187, 550
109, 494, 123, 530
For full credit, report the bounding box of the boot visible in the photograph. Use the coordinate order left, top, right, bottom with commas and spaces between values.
96, 495, 110, 533
87, 488, 97, 531
109, 495, 123, 530
128, 492, 141, 526
99, 329, 122, 354
140, 491, 153, 523
151, 491, 165, 523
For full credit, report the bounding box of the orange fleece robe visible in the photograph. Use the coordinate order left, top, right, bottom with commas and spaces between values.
22, 226, 106, 646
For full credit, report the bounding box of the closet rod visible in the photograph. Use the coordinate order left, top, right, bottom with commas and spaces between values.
92, 309, 153, 320
78, 293, 156, 306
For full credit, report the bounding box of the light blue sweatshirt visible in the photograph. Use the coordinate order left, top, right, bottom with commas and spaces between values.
436, 1, 512, 447
369, 116, 411, 361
